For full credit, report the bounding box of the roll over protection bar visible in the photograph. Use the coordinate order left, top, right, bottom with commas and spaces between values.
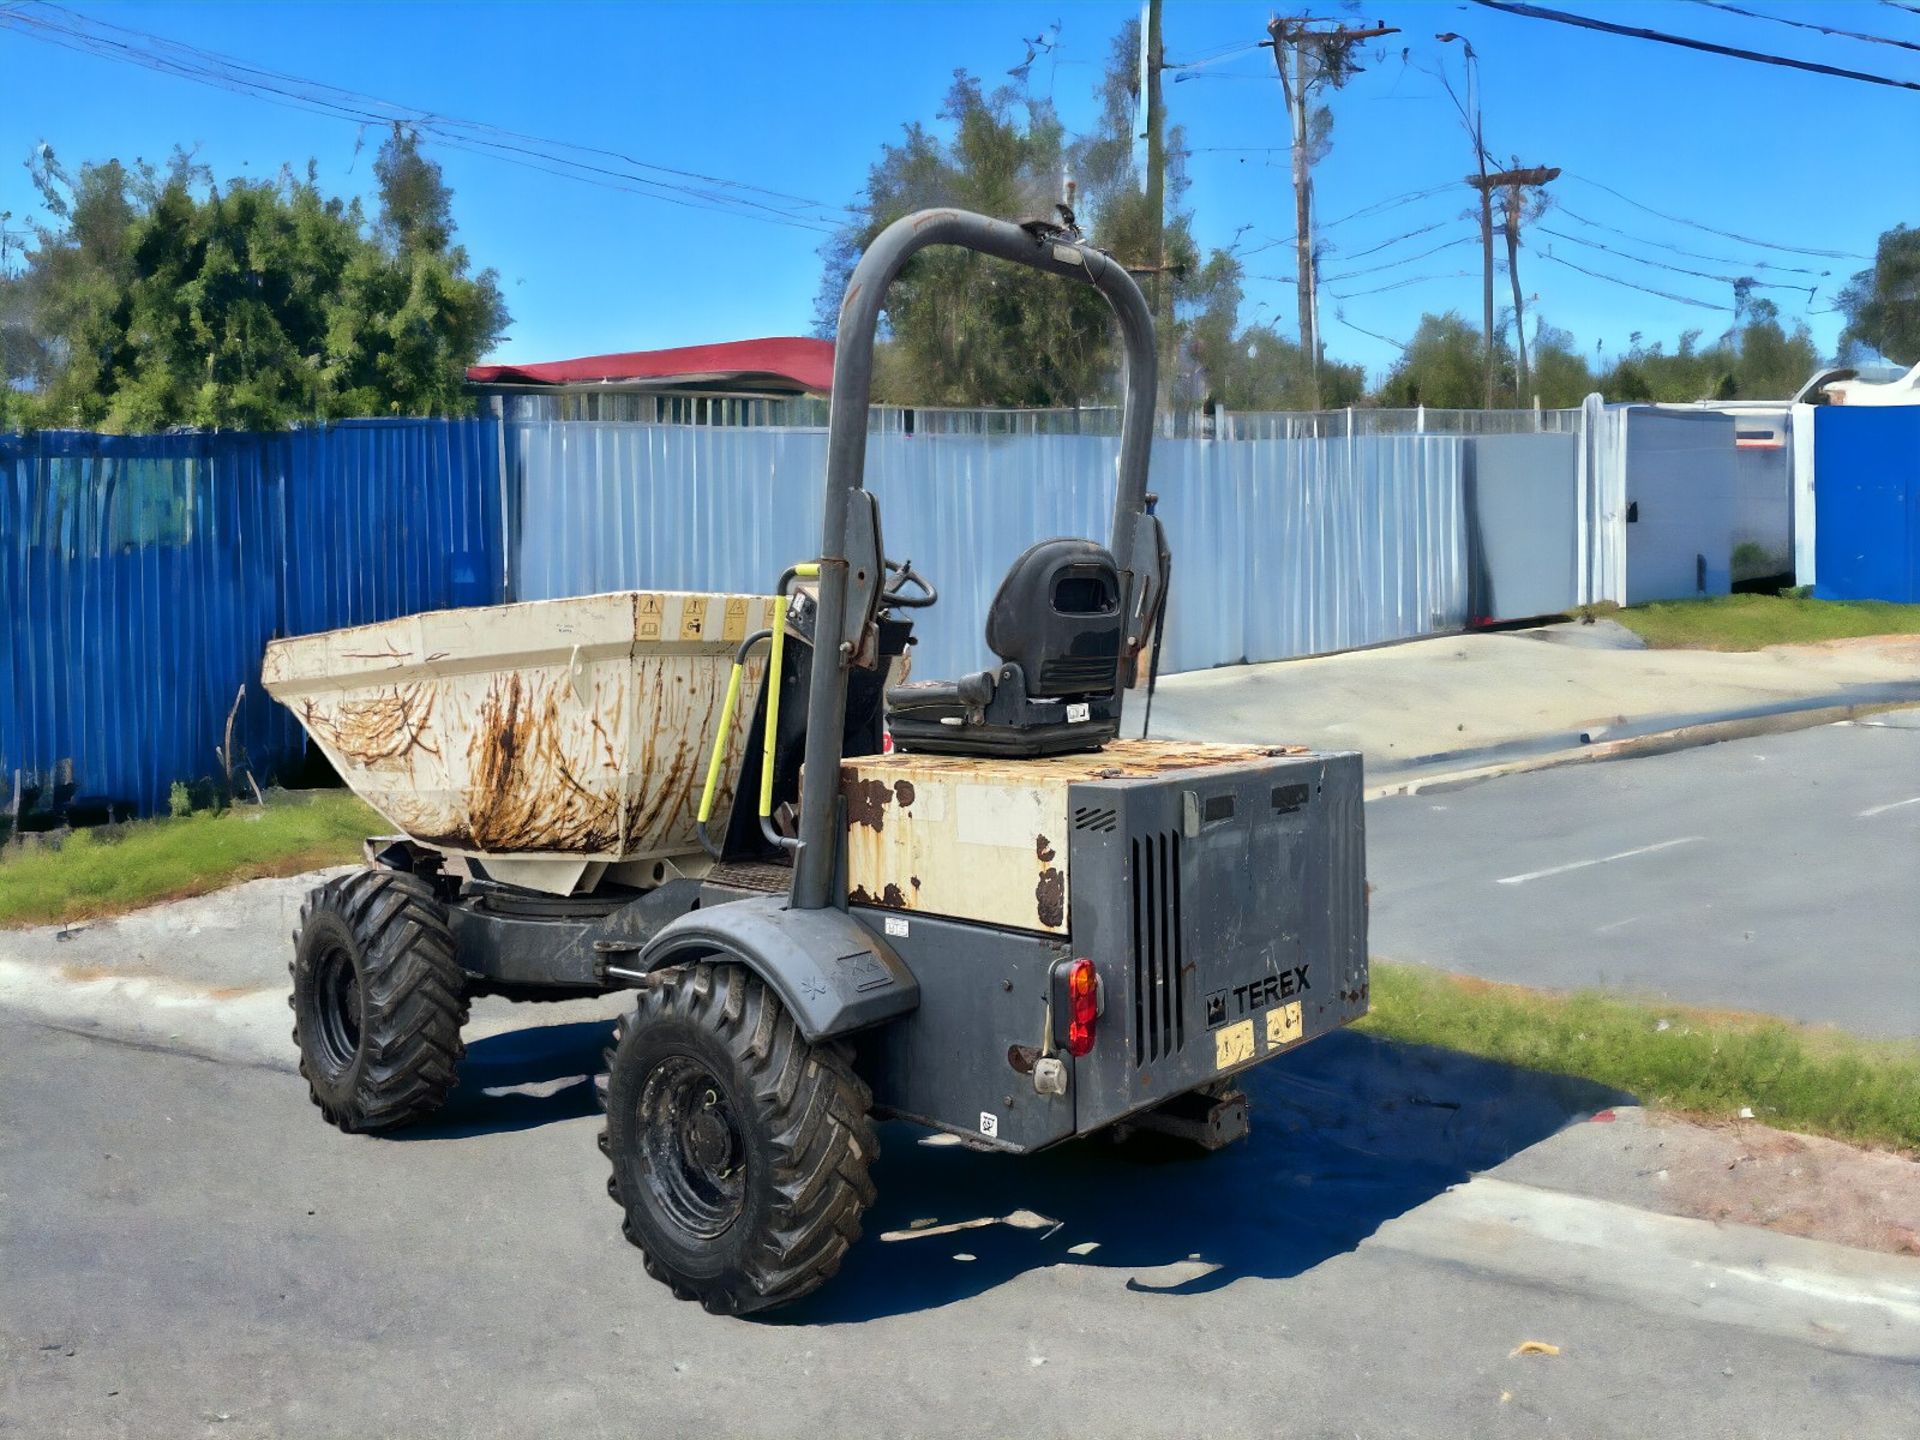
790, 209, 1161, 913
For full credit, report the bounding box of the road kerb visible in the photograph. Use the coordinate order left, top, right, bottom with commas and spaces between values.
1365, 701, 1915, 800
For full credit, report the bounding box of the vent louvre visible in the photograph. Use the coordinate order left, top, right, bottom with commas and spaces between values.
1129, 830, 1185, 1065
1039, 655, 1120, 691
1073, 805, 1118, 833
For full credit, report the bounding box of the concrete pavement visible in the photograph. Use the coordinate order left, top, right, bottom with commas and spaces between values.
7, 1015, 1919, 1439
0, 867, 629, 1072
6, 664, 1920, 1434
1136, 626, 1920, 781
1367, 715, 1920, 1037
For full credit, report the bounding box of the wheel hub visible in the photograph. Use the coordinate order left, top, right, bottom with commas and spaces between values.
312, 943, 364, 1075
635, 1055, 747, 1240
687, 1106, 733, 1172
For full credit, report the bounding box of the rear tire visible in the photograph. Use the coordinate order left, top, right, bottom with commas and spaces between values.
290, 869, 468, 1133
599, 963, 876, 1314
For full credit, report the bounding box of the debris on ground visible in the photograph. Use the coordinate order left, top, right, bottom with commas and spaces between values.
1516, 1107, 1920, 1257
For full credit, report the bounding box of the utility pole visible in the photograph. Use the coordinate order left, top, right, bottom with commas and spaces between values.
1265, 14, 1399, 412
1473, 163, 1558, 401
1435, 32, 1494, 406
1144, 0, 1173, 415
1731, 275, 1754, 356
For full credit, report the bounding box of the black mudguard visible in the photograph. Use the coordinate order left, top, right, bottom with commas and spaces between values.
636, 895, 919, 1042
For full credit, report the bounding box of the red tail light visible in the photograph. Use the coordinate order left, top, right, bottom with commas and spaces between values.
1065, 957, 1099, 1057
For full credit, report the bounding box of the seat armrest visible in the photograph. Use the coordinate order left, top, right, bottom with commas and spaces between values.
885, 670, 996, 714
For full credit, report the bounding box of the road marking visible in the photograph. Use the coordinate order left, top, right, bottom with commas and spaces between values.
1858, 796, 1920, 819
1495, 836, 1704, 886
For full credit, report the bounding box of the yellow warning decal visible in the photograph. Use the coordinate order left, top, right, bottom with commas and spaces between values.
721, 596, 751, 642
679, 596, 710, 641
1214, 1018, 1256, 1071
636, 593, 663, 641
1266, 1001, 1304, 1050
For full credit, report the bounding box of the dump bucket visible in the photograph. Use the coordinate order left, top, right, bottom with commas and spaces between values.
263, 590, 780, 894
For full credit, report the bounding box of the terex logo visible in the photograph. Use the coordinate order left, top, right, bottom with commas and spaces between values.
1205, 966, 1310, 1027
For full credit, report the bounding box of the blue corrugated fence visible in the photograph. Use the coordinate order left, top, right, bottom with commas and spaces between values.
1, 419, 502, 816
6, 411, 1573, 821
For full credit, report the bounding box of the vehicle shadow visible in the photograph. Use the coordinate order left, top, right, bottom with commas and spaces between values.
391, 1018, 614, 1141
769, 1031, 1631, 1327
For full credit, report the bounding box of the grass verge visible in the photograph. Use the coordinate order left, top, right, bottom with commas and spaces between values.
1358, 962, 1920, 1153
0, 790, 379, 929
1607, 593, 1920, 651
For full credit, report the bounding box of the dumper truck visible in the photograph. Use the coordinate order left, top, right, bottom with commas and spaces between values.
263, 208, 1369, 1314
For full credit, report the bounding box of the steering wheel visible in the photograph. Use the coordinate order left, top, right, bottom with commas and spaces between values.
881, 557, 938, 610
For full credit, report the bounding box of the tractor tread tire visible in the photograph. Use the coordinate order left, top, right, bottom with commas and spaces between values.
290, 868, 468, 1133
598, 963, 875, 1315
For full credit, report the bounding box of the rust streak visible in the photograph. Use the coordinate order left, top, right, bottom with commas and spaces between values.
1035, 867, 1065, 928
301, 685, 441, 765
453, 672, 627, 853
844, 777, 891, 831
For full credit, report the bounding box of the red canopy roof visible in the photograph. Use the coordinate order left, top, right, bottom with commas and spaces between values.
467, 336, 833, 395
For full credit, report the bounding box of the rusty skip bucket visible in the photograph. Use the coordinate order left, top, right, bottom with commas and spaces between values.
262, 590, 781, 894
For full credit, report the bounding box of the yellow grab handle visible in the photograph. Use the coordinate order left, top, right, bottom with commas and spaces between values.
759, 564, 816, 817
696, 659, 748, 826
760, 608, 786, 817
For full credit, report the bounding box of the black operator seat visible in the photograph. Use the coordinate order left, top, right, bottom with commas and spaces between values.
885, 537, 1126, 758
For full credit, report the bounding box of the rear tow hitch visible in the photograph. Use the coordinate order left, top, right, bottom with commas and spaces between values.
1115, 1086, 1250, 1151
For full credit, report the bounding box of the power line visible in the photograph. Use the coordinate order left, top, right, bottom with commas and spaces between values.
1242, 212, 1452, 263
1238, 233, 1299, 259
1687, 0, 1920, 55
52, 1, 850, 219
1321, 182, 1458, 230
1326, 269, 1479, 300
1534, 250, 1728, 312
1328, 218, 1449, 261
1551, 204, 1833, 277
0, 1, 853, 233
1164, 39, 1268, 71
1328, 309, 1408, 352
1562, 172, 1870, 260
1469, 0, 1920, 92
1172, 70, 1288, 83
1535, 225, 1819, 298
1322, 233, 1478, 284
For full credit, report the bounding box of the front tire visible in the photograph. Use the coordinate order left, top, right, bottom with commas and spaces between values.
600, 963, 877, 1314
290, 869, 468, 1133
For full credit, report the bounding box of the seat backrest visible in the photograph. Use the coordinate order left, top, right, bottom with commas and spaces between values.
984, 538, 1125, 699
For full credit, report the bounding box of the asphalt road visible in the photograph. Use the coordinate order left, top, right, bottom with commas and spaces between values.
7, 1014, 1919, 1439
1367, 715, 1920, 1037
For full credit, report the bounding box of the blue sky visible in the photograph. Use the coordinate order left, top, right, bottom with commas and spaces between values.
0, 0, 1910, 384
